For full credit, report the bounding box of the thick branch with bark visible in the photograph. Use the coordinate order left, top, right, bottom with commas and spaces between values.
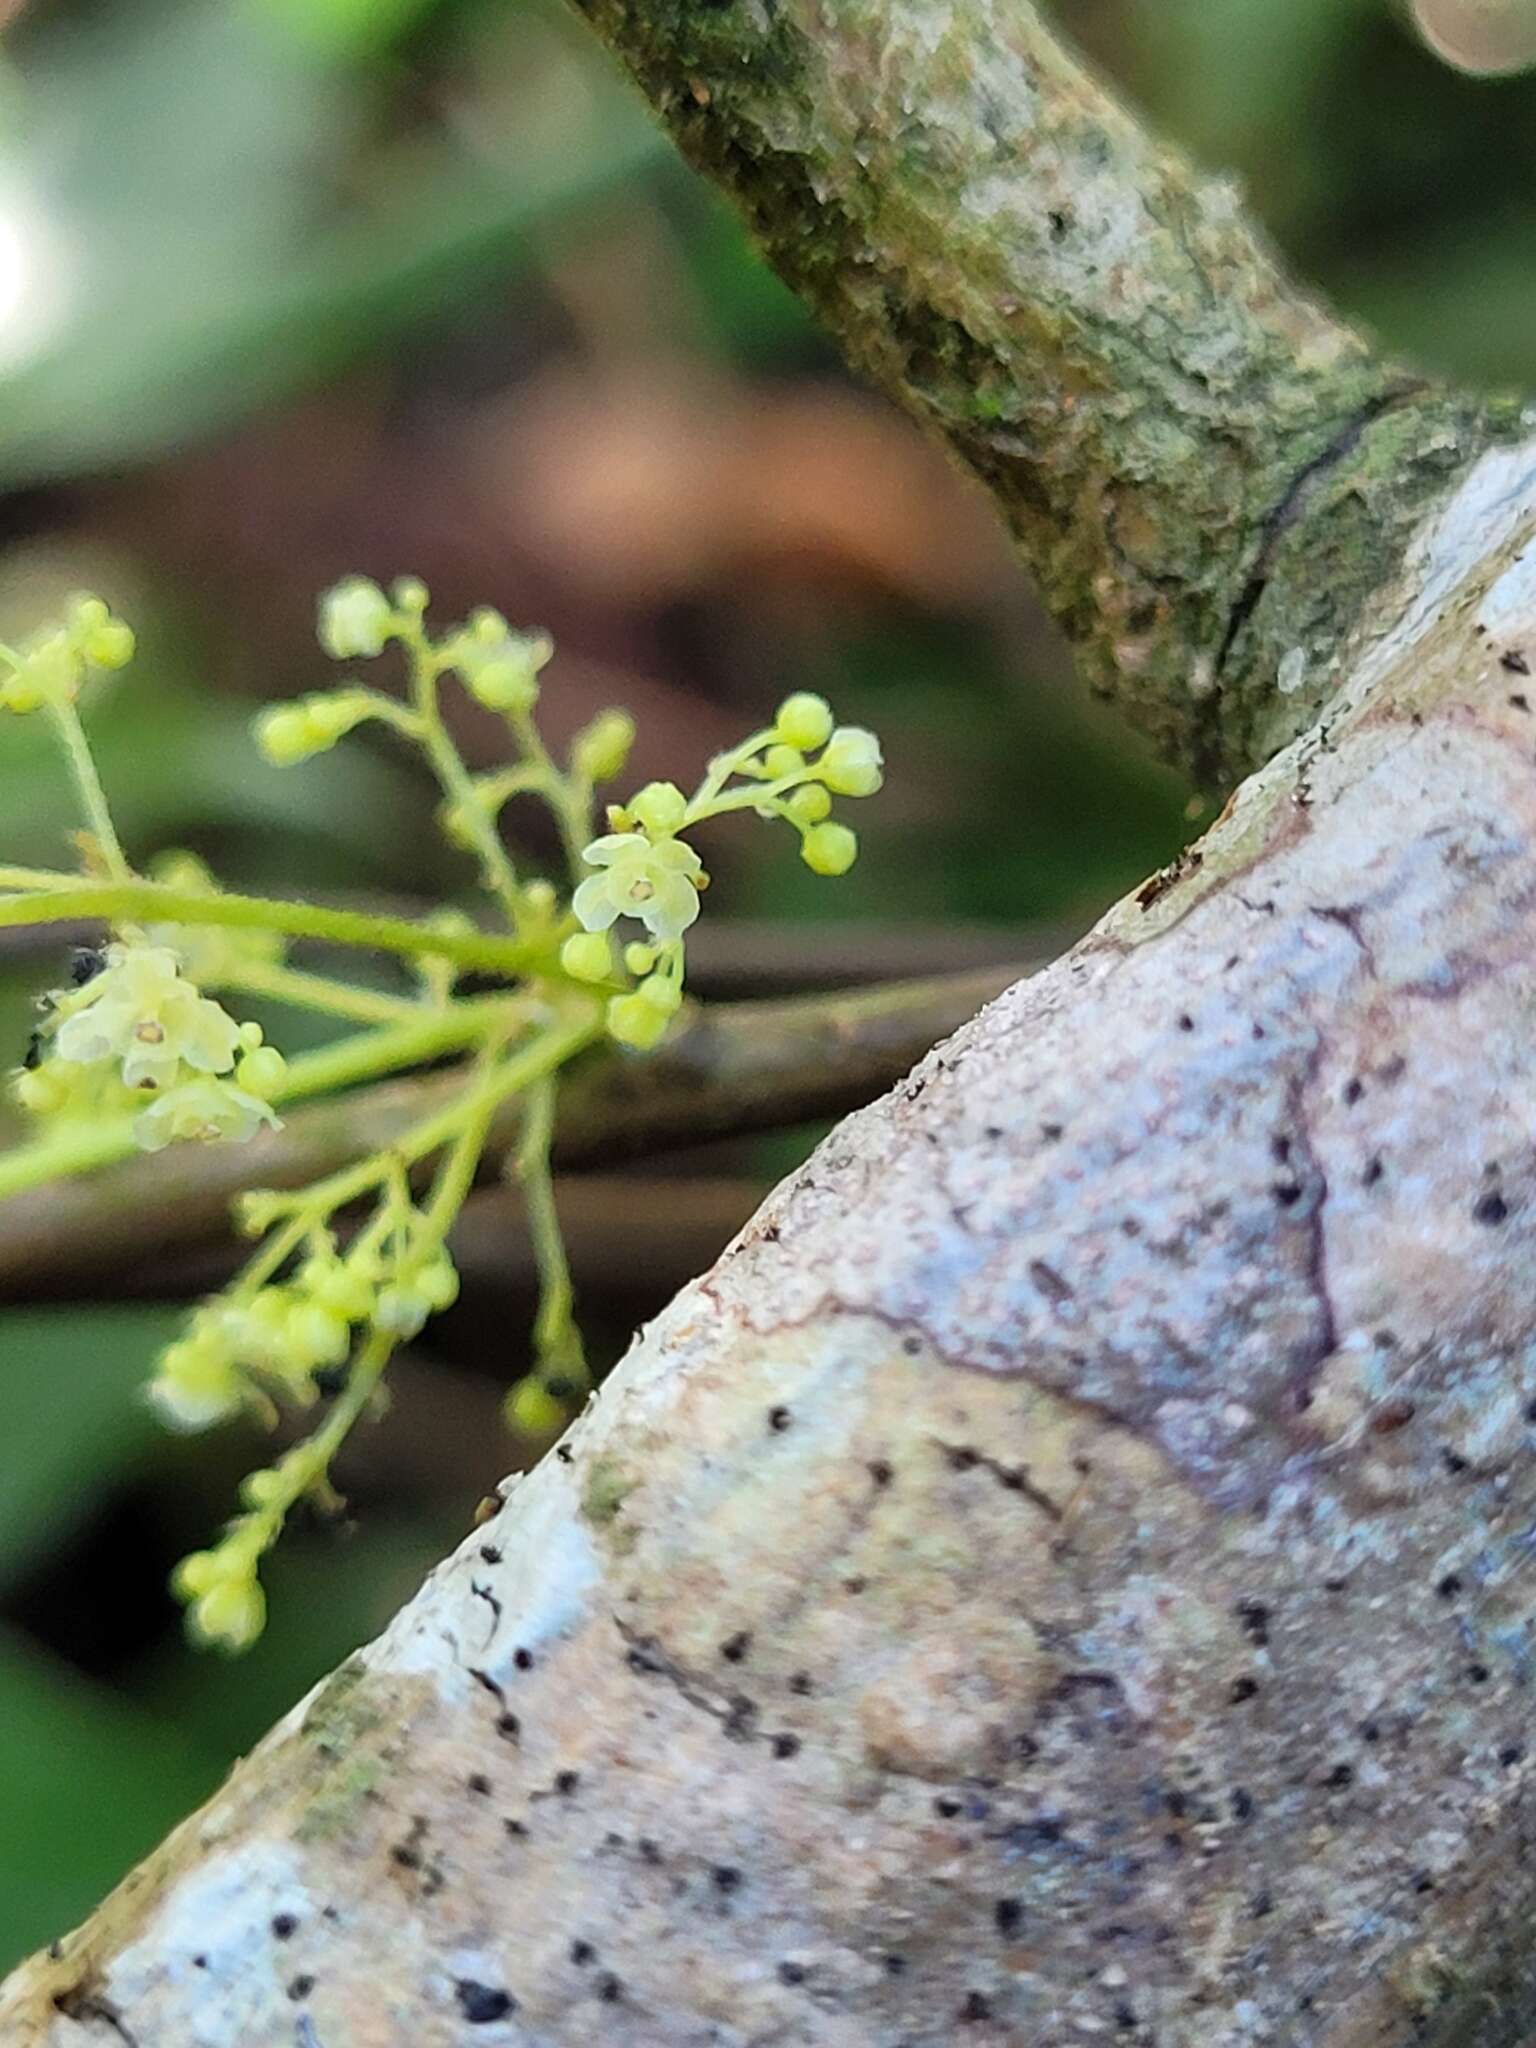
571, 0, 1519, 787
7, 8, 1536, 2048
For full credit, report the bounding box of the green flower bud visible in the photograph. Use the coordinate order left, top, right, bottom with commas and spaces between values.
629, 780, 688, 837
254, 707, 316, 767
775, 691, 834, 751
286, 1304, 351, 1370
235, 1190, 287, 1236
801, 821, 859, 876
2, 631, 79, 713
318, 577, 394, 660
240, 1468, 287, 1508
391, 575, 429, 615
606, 991, 672, 1050
172, 1550, 224, 1599
418, 1256, 460, 1311
787, 783, 832, 825
763, 743, 805, 781
571, 709, 636, 785
255, 692, 370, 766
191, 1574, 266, 1653
818, 726, 883, 798
148, 1338, 243, 1431
376, 1282, 431, 1337
454, 628, 552, 715
623, 942, 657, 976
636, 973, 683, 1017
307, 1261, 377, 1322
506, 1378, 567, 1436
561, 932, 614, 984
237, 1045, 287, 1099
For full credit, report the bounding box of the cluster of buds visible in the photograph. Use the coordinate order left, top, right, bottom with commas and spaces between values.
173, 1534, 267, 1654
562, 690, 883, 1050
14, 940, 283, 1154
0, 593, 135, 715
150, 1194, 459, 1430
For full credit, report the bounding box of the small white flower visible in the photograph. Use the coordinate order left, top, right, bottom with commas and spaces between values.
54, 944, 243, 1091
573, 832, 703, 944
133, 1077, 279, 1152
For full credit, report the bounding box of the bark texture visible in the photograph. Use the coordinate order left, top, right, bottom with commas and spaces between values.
8, 438, 1536, 2045
566, 0, 1521, 788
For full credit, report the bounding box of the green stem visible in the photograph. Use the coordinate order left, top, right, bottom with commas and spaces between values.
47, 697, 132, 881
687, 728, 776, 821
241, 1069, 507, 1560
0, 875, 541, 977
401, 628, 525, 927
242, 1325, 398, 1564
514, 1072, 585, 1386
690, 770, 806, 825
252, 1009, 600, 1227
221, 959, 426, 1028
509, 710, 590, 879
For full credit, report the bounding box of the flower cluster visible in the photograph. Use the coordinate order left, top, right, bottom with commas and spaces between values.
147, 1212, 458, 1433
564, 690, 882, 1049
15, 941, 283, 1152
0, 593, 135, 715
2, 575, 887, 1651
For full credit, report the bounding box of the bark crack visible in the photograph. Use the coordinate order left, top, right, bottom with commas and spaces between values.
1213, 383, 1426, 684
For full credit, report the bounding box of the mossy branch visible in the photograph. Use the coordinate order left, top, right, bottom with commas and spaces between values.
0, 965, 1016, 1293
565, 0, 1521, 786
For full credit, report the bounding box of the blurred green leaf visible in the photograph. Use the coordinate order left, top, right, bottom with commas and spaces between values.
0, 0, 664, 484
0, 1623, 222, 1969
258, 0, 449, 64
0, 1308, 183, 1589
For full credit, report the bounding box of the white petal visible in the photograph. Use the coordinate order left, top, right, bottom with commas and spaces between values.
573, 875, 620, 931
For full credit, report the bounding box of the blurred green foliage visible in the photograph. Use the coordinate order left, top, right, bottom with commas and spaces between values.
0, 0, 1531, 1975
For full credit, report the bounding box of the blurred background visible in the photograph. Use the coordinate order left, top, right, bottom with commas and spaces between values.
0, 0, 1527, 1972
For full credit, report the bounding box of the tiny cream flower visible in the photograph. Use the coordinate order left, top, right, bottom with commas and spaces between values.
133, 1077, 279, 1152
573, 832, 703, 944
54, 943, 243, 1091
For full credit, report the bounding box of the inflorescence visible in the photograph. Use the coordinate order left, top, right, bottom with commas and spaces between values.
0, 577, 882, 1647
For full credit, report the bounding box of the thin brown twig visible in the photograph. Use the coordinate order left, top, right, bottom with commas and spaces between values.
0, 962, 1027, 1294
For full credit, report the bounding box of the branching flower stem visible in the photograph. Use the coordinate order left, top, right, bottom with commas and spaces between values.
0, 870, 546, 978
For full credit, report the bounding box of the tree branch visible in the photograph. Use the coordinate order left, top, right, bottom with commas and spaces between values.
0, 966, 1018, 1293
567, 0, 1518, 786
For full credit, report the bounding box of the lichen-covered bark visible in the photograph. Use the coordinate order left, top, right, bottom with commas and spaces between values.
10, 438, 1536, 2047
565, 0, 1523, 786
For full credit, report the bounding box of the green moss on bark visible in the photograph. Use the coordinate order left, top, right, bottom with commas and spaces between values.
569, 0, 1521, 786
